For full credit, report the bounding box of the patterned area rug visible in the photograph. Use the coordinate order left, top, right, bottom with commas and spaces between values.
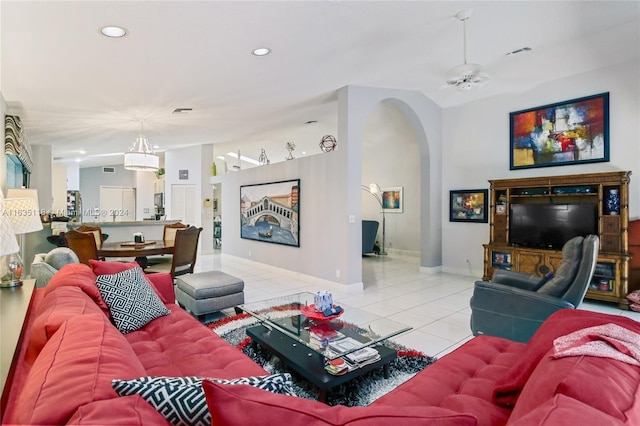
208, 310, 436, 406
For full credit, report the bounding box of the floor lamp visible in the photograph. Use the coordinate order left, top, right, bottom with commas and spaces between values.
0, 191, 21, 288
3, 189, 43, 287
362, 183, 387, 255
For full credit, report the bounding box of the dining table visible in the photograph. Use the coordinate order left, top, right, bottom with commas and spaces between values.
97, 240, 174, 268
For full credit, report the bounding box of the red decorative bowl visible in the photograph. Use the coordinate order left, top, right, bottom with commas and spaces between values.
301, 305, 343, 321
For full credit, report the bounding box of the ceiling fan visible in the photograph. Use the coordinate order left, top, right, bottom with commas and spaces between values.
445, 10, 491, 91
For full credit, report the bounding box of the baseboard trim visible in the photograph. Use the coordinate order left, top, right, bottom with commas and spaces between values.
442, 265, 481, 279
419, 265, 443, 274
219, 253, 363, 293
385, 248, 420, 257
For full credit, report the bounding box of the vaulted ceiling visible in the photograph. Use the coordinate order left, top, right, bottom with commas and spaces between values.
2, 1, 638, 168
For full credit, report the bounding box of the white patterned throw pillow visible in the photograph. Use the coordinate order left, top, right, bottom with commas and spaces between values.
112, 373, 295, 426
95, 266, 170, 334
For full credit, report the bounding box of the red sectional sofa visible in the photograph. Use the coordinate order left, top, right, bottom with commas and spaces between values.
2, 262, 640, 425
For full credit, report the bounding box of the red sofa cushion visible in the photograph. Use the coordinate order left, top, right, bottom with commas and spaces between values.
10, 314, 147, 425
493, 309, 640, 407
125, 304, 267, 378
202, 380, 478, 425
25, 286, 105, 364
90, 259, 139, 275
371, 335, 522, 426
89, 259, 170, 303
67, 395, 170, 425
44, 263, 111, 318
508, 394, 626, 425
508, 347, 640, 424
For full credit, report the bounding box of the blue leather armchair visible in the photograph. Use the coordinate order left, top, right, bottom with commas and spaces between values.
362, 220, 379, 255
470, 235, 599, 343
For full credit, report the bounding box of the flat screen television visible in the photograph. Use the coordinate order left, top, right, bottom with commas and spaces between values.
509, 203, 597, 249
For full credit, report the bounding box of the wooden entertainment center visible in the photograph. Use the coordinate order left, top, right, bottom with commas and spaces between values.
483, 171, 635, 309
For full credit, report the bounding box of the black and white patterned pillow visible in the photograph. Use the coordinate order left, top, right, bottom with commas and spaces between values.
96, 266, 170, 334
112, 373, 294, 426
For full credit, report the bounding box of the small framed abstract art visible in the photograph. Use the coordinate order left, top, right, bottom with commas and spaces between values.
510, 92, 609, 170
381, 187, 403, 213
449, 189, 488, 223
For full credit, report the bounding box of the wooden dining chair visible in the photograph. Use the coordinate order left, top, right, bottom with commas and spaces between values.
64, 229, 100, 266
146, 222, 189, 268
163, 222, 189, 243
169, 226, 203, 278
76, 225, 105, 249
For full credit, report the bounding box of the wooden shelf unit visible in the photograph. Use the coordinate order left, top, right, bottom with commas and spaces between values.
483, 171, 634, 309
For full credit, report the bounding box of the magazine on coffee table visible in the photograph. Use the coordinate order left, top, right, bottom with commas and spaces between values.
328, 337, 380, 367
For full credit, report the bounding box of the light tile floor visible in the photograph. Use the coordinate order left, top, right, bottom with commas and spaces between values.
194, 251, 640, 358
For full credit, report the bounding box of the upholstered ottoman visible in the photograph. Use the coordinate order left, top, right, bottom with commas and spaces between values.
175, 271, 245, 320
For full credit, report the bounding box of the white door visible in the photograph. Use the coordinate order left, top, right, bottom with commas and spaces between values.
100, 186, 136, 222
171, 184, 197, 225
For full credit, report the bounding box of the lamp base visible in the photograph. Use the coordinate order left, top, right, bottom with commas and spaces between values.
0, 278, 23, 288
1, 253, 24, 288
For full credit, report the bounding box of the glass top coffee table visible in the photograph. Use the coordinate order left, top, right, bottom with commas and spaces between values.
238, 292, 411, 402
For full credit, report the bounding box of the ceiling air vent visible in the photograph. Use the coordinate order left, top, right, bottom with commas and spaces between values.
103, 167, 116, 173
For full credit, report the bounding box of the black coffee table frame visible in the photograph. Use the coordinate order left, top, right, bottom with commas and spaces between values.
246, 324, 397, 403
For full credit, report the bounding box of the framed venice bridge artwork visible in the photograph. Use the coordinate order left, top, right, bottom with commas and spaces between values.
240, 179, 300, 247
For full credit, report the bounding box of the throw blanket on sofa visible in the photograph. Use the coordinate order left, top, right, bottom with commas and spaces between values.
552, 323, 640, 366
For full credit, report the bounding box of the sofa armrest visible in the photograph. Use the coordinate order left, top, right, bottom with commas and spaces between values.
470, 280, 574, 342
145, 272, 175, 303
473, 280, 574, 314
30, 256, 57, 288
491, 269, 543, 291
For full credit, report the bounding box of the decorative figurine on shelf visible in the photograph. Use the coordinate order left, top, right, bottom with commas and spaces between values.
319, 135, 337, 152
606, 189, 620, 215
258, 148, 270, 166
285, 142, 295, 160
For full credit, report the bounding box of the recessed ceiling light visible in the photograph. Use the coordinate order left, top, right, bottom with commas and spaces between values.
100, 26, 127, 38
252, 47, 271, 56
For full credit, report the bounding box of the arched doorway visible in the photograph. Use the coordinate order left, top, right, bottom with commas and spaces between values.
361, 100, 421, 258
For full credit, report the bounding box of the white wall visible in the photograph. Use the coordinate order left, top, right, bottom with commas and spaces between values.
218, 85, 443, 290
51, 164, 67, 215
135, 170, 155, 221
442, 58, 640, 277
30, 145, 52, 212
164, 144, 214, 252
66, 163, 80, 190
362, 101, 420, 254
220, 151, 353, 286
80, 165, 137, 221
341, 87, 443, 270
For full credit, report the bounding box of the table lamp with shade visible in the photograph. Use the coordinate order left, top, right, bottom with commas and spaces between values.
0, 191, 21, 287
2, 189, 43, 288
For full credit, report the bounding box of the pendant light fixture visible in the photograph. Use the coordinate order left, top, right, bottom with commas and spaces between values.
124, 121, 159, 172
